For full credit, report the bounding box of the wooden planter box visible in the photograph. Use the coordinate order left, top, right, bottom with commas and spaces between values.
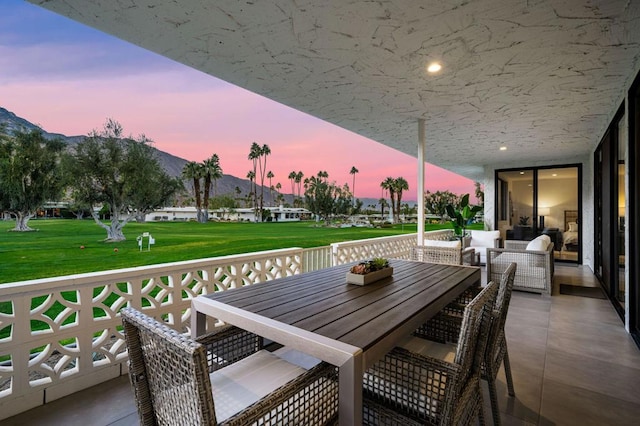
346, 267, 393, 285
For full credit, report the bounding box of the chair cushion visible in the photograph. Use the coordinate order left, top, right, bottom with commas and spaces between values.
424, 239, 461, 248
469, 230, 500, 247
400, 336, 455, 363
469, 230, 500, 264
210, 349, 307, 422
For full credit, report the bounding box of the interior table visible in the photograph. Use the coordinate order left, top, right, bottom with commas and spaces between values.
191, 259, 480, 425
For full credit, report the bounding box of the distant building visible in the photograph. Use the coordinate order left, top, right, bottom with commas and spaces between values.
145, 206, 311, 222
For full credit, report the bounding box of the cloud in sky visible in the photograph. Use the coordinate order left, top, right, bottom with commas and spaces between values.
1, 0, 477, 201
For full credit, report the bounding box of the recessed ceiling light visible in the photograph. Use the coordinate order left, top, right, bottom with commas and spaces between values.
552, 173, 557, 177
499, 146, 507, 151
427, 62, 442, 73
519, 171, 525, 175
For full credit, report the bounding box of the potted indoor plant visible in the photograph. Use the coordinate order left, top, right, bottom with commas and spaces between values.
445, 193, 482, 239
346, 257, 393, 285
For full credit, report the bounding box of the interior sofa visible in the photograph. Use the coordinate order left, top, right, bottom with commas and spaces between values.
486, 235, 554, 295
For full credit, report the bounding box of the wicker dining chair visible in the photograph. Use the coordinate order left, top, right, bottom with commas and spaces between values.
412, 263, 518, 426
362, 280, 499, 426
121, 307, 339, 426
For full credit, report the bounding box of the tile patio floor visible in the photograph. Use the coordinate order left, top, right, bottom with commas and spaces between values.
4, 264, 640, 425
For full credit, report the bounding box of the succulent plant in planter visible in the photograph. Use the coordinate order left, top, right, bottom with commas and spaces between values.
349, 257, 390, 275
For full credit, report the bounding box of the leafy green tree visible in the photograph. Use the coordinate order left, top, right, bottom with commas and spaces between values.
352, 198, 363, 215
209, 194, 237, 220
0, 129, 66, 231
131, 173, 183, 223
474, 181, 485, 207
424, 190, 459, 222
304, 172, 351, 225
70, 119, 181, 241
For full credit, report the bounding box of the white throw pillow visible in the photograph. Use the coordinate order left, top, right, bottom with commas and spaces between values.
526, 235, 549, 251
424, 239, 461, 249
538, 234, 551, 245
568, 222, 577, 232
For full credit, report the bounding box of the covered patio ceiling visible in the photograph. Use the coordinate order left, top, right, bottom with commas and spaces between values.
30, 0, 640, 181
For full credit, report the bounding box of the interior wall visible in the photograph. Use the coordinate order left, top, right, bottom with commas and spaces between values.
538, 177, 578, 230
511, 180, 534, 226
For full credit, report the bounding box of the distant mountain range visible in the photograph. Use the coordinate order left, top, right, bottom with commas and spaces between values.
0, 106, 280, 203
0, 106, 389, 208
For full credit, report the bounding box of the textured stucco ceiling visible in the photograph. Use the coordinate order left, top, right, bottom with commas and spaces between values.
30, 0, 640, 181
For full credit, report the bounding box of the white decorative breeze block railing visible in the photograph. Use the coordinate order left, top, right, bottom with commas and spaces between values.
0, 230, 453, 419
0, 248, 303, 419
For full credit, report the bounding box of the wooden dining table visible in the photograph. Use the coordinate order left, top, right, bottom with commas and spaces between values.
191, 259, 480, 425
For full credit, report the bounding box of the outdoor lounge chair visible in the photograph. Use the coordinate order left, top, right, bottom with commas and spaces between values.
487, 235, 554, 295
121, 307, 338, 425
466, 230, 502, 265
412, 263, 517, 426
362, 280, 499, 426
411, 240, 476, 265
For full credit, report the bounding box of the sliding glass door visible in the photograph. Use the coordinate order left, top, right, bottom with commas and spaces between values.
595, 104, 625, 314
496, 165, 581, 263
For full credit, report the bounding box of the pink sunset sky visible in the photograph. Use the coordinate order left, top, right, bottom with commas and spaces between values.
1, 1, 476, 202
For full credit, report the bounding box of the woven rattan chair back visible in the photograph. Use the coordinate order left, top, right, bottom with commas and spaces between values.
483, 262, 517, 426
492, 262, 517, 346
121, 307, 217, 425
410, 244, 462, 265
454, 280, 499, 386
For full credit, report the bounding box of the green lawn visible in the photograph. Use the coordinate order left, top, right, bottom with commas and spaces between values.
0, 219, 470, 284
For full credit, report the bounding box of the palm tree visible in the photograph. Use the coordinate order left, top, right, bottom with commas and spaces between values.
380, 177, 395, 222
267, 171, 274, 204
201, 154, 223, 222
295, 171, 304, 200
210, 154, 223, 196
349, 166, 359, 207
378, 198, 388, 220
288, 171, 297, 205
392, 177, 409, 222
246, 170, 256, 212
257, 145, 271, 219
182, 161, 203, 220
248, 142, 261, 218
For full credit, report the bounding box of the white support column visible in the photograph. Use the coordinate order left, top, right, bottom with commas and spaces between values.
417, 119, 426, 246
